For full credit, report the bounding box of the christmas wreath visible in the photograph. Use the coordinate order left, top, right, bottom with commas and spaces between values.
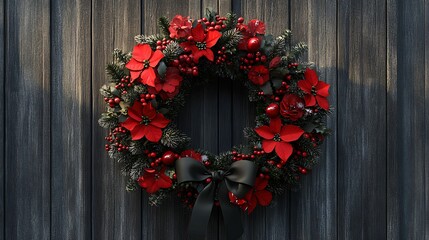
99, 10, 331, 240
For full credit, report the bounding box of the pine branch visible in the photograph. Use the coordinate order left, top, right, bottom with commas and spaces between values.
98, 112, 119, 129
106, 63, 126, 82
223, 12, 238, 31
158, 16, 171, 37
113, 48, 131, 65
290, 42, 308, 60
160, 127, 190, 149
162, 41, 183, 63
134, 34, 164, 48
149, 189, 170, 206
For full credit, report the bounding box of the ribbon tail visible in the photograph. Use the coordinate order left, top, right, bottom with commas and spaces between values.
188, 182, 216, 240
218, 182, 244, 240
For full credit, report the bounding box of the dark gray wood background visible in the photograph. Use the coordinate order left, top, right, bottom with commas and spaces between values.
1, 0, 428, 239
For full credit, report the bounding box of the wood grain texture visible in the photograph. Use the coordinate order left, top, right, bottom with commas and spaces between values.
236, 1, 290, 239
0, 0, 4, 238
337, 0, 387, 239
50, 0, 92, 239
4, 0, 51, 239
92, 0, 143, 239
112, 1, 143, 240
2, 0, 429, 239
289, 0, 337, 239
426, 1, 429, 238
387, 0, 427, 239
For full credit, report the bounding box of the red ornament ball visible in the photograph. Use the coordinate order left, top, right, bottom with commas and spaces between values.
265, 103, 280, 118
161, 151, 177, 165
247, 37, 261, 52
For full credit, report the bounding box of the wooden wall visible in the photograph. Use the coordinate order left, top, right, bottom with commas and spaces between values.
1, 0, 428, 239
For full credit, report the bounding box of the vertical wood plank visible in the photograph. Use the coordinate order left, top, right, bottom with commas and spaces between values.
50, 0, 92, 239
140, 2, 212, 240
337, 0, 387, 239
289, 0, 338, 239
92, 0, 142, 239
387, 0, 426, 239
0, 0, 4, 238
4, 0, 51, 239
236, 1, 290, 239
112, 1, 143, 239
426, 1, 429, 238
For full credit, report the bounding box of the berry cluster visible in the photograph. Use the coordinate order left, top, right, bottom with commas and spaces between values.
156, 38, 172, 51
173, 54, 199, 76
147, 151, 180, 168
239, 51, 267, 71
215, 46, 230, 65
115, 76, 132, 95
104, 126, 129, 152
139, 93, 156, 105
197, 15, 227, 31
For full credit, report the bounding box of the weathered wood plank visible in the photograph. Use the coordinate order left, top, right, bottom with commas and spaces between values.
386, 0, 399, 238
236, 1, 290, 239
423, 1, 429, 239
0, 0, 4, 238
0, 0, 4, 237
91, 1, 116, 238
337, 0, 387, 239
387, 0, 426, 239
289, 0, 337, 239
112, 1, 143, 239
141, 2, 214, 239
425, 1, 429, 238
92, 0, 142, 239
50, 0, 92, 239
4, 0, 51, 239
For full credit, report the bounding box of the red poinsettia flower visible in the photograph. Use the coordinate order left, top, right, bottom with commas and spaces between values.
180, 23, 222, 63
298, 68, 330, 110
229, 176, 273, 214
138, 168, 172, 194
125, 44, 164, 87
280, 94, 305, 121
148, 67, 183, 99
154, 67, 183, 93
180, 149, 202, 161
169, 15, 192, 39
121, 101, 170, 142
248, 65, 270, 85
255, 117, 304, 162
238, 19, 266, 50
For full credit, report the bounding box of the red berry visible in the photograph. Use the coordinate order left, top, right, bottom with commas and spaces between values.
161, 151, 176, 165
238, 17, 244, 23
247, 37, 261, 52
114, 97, 121, 104
266, 103, 280, 118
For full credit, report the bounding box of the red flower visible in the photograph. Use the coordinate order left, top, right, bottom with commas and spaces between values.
138, 168, 172, 194
125, 44, 164, 87
238, 19, 266, 50
154, 67, 182, 93
148, 67, 183, 99
180, 23, 222, 63
255, 117, 304, 162
169, 15, 192, 39
121, 101, 170, 142
247, 19, 266, 35
298, 68, 330, 110
229, 176, 272, 214
280, 94, 305, 121
180, 149, 202, 161
248, 65, 270, 85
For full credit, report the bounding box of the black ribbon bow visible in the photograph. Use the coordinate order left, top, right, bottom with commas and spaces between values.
176, 157, 258, 240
